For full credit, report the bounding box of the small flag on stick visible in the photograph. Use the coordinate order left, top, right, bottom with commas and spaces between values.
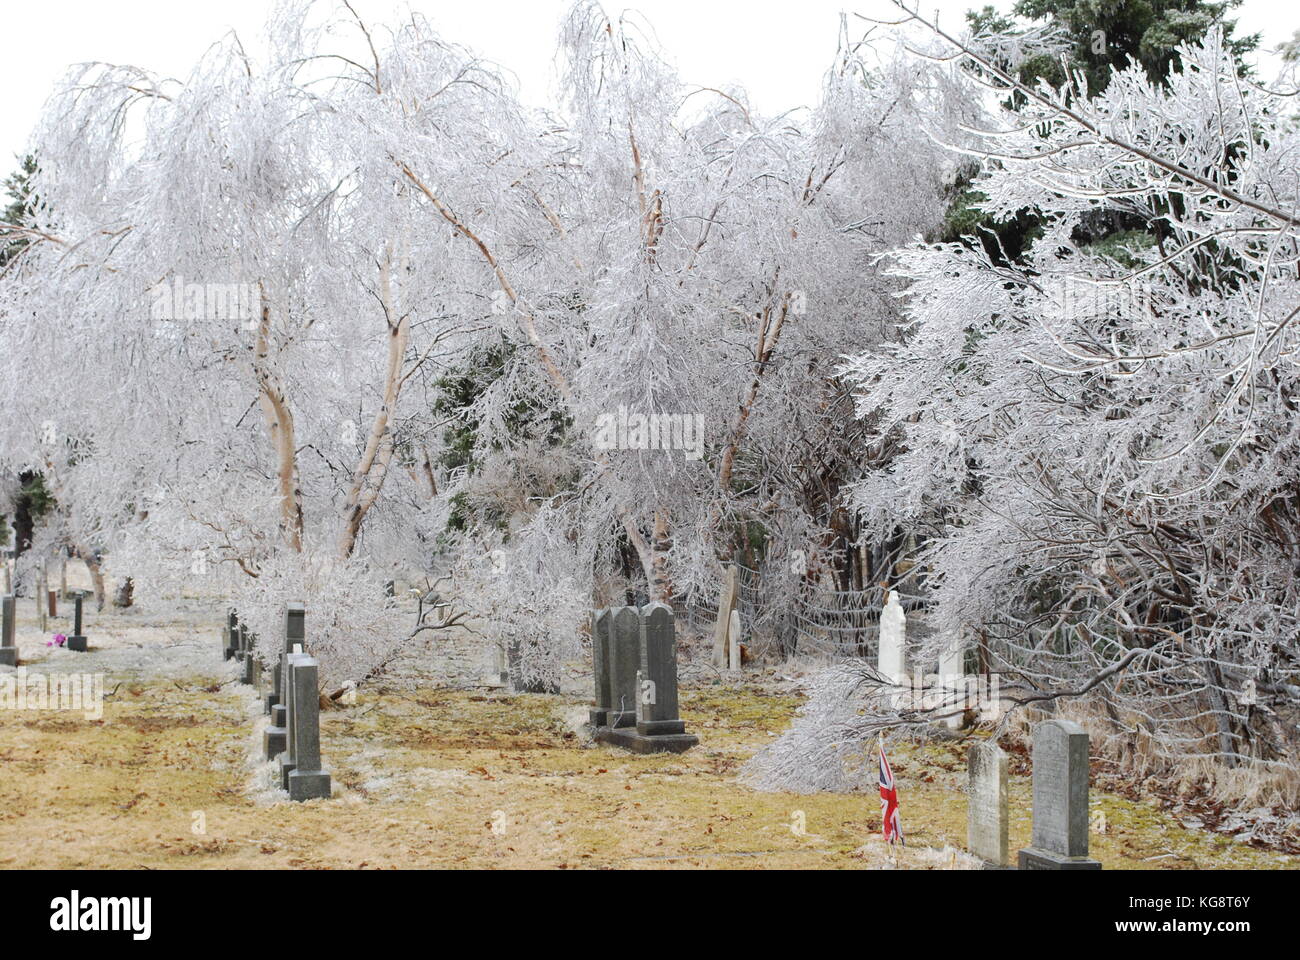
879, 737, 904, 846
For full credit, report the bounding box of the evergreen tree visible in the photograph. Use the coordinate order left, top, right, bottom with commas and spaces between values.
940, 1, 1258, 261
1, 154, 38, 267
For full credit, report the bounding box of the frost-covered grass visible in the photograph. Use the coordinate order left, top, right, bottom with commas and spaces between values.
0, 599, 1295, 869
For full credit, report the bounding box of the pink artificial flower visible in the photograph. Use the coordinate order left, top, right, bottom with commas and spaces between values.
50, 633, 67, 647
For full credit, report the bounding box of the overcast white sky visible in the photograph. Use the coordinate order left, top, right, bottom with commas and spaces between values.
1, 0, 1297, 173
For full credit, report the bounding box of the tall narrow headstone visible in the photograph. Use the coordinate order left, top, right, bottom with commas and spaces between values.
607, 606, 641, 728
37, 560, 47, 632
46, 590, 57, 618
939, 640, 966, 729
0, 594, 17, 667
727, 608, 742, 673
241, 629, 258, 685
286, 656, 331, 801
878, 590, 907, 683
588, 608, 614, 726
66, 593, 88, 651
59, 558, 67, 600
264, 603, 304, 758
967, 740, 1009, 867
1018, 719, 1102, 870
271, 602, 304, 711
222, 609, 238, 661
279, 652, 307, 789
711, 563, 738, 668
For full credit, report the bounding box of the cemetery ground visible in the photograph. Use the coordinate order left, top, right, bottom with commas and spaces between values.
0, 586, 1296, 870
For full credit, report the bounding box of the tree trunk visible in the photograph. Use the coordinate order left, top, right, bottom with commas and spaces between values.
77, 545, 106, 611
113, 576, 135, 608
649, 510, 673, 604
338, 245, 409, 559
253, 285, 304, 551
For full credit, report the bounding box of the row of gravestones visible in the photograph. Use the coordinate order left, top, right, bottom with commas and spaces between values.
967, 719, 1103, 870
589, 603, 699, 754
222, 603, 332, 802
0, 591, 91, 665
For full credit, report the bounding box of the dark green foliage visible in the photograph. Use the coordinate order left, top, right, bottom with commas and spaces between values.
2, 154, 38, 267
431, 340, 570, 534
11, 470, 55, 558
1004, 0, 1257, 94
941, 1, 1257, 263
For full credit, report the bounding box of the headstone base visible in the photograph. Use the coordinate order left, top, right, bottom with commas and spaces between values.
272, 704, 287, 727
0, 648, 16, 667
1017, 847, 1102, 870
636, 719, 686, 736
66, 636, 88, 652
589, 707, 611, 727
606, 709, 637, 729
264, 726, 287, 760
264, 693, 279, 715
279, 757, 296, 791
595, 726, 698, 754
288, 769, 332, 801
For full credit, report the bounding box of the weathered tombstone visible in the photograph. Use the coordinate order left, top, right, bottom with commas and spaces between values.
878, 590, 907, 683
37, 560, 47, 632
59, 557, 68, 600
597, 604, 698, 754
66, 593, 88, 651
279, 651, 308, 789
606, 606, 641, 728
727, 608, 742, 673
939, 640, 966, 729
711, 563, 738, 668
221, 610, 238, 661
1018, 719, 1102, 870
588, 608, 614, 726
286, 656, 331, 801
270, 602, 304, 712
240, 629, 259, 685
46, 589, 57, 618
264, 603, 304, 759
967, 740, 1009, 868
0, 594, 17, 667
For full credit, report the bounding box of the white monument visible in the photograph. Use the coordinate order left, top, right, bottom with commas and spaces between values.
878, 590, 907, 683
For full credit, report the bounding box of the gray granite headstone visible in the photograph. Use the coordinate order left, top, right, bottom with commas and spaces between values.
967, 740, 1008, 867
222, 610, 238, 660
264, 603, 304, 754
279, 652, 308, 789
637, 602, 684, 735
66, 593, 88, 651
0, 594, 16, 667
240, 627, 258, 685
1018, 719, 1102, 869
588, 608, 613, 726
268, 602, 304, 712
286, 656, 331, 801
607, 606, 640, 728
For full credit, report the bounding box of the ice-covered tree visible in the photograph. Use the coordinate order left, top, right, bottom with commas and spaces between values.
831, 6, 1300, 777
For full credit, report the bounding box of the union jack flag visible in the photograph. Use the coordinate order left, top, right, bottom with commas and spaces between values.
879, 741, 904, 846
